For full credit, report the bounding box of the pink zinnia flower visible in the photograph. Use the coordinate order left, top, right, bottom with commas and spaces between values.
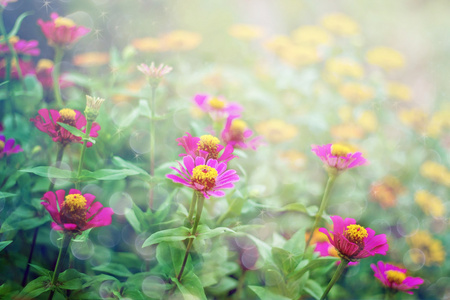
315, 240, 359, 266
30, 108, 100, 147
221, 115, 263, 150
35, 59, 73, 89
0, 58, 35, 79
166, 156, 239, 199
371, 261, 424, 295
0, 0, 17, 7
0, 134, 23, 158
311, 143, 367, 174
176, 132, 237, 164
319, 215, 389, 261
0, 37, 40, 56
41, 189, 113, 233
193, 94, 243, 121
37, 13, 90, 48
137, 62, 172, 79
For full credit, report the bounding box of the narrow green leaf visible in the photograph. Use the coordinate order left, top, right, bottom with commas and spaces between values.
278, 203, 307, 213
79, 168, 140, 181
283, 227, 306, 255
57, 122, 85, 137
111, 156, 151, 180
8, 11, 33, 37
92, 263, 133, 277
304, 279, 323, 300
0, 192, 16, 199
19, 276, 50, 298
142, 227, 191, 247
172, 273, 207, 300
20, 166, 74, 179
0, 241, 12, 252
249, 286, 291, 300
196, 225, 235, 240
288, 257, 337, 281
29, 264, 51, 277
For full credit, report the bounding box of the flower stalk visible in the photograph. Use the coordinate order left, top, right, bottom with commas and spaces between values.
149, 85, 156, 209
320, 258, 349, 300
177, 193, 205, 281
75, 121, 92, 190
306, 174, 337, 250
52, 47, 64, 107
187, 191, 199, 224
48, 233, 72, 300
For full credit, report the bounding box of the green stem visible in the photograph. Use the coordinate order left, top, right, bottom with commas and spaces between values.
177, 194, 204, 281
22, 145, 65, 286
48, 234, 72, 300
0, 12, 23, 81
305, 175, 337, 250
75, 122, 92, 190
149, 86, 156, 209
187, 191, 198, 224
234, 270, 247, 300
385, 288, 396, 300
320, 259, 349, 300
52, 47, 64, 107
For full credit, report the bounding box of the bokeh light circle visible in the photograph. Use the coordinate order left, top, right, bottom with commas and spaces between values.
109, 192, 133, 215
403, 248, 425, 271
396, 214, 419, 237
142, 276, 166, 298
71, 239, 95, 260
129, 130, 151, 154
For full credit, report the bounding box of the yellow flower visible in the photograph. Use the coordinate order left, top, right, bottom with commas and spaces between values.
255, 119, 298, 143
36, 59, 54, 72
407, 231, 445, 266
324, 58, 364, 85
228, 24, 263, 40
73, 52, 110, 67
330, 123, 364, 140
398, 108, 427, 132
339, 82, 374, 104
321, 13, 359, 36
132, 37, 164, 52
426, 109, 450, 137
420, 161, 450, 187
415, 190, 446, 218
278, 45, 320, 67
366, 47, 405, 71
161, 30, 202, 51
291, 25, 332, 46
279, 150, 306, 170
357, 111, 378, 132
387, 82, 412, 102
264, 35, 293, 54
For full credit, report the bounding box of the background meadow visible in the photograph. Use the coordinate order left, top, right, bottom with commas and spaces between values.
0, 0, 449, 299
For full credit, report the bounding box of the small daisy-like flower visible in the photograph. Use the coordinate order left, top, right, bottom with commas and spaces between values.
319, 215, 389, 262
0, 134, 23, 158
137, 62, 172, 87
193, 94, 243, 121
371, 261, 424, 295
176, 132, 237, 164
0, 36, 40, 56
221, 115, 263, 150
30, 108, 100, 147
311, 143, 367, 175
37, 12, 90, 48
41, 189, 113, 234
166, 156, 239, 199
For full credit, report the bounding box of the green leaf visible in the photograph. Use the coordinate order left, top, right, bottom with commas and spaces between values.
59, 269, 86, 290
304, 279, 323, 300
79, 168, 140, 181
196, 225, 235, 240
0, 241, 12, 252
271, 247, 303, 275
20, 166, 74, 179
172, 273, 207, 300
138, 99, 152, 118
92, 263, 133, 278
19, 276, 50, 298
0, 205, 50, 233
112, 156, 151, 180
8, 11, 33, 37
205, 277, 237, 296
249, 286, 291, 300
57, 122, 85, 137
156, 242, 186, 273
278, 203, 307, 213
283, 227, 306, 255
124, 204, 145, 233
0, 192, 16, 199
289, 257, 337, 281
142, 227, 191, 247
29, 264, 51, 277
234, 232, 272, 264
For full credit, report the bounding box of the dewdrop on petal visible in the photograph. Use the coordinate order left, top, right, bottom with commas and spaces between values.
85, 95, 105, 122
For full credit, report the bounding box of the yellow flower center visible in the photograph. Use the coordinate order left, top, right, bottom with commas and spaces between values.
55, 17, 76, 28
36, 59, 54, 72
344, 224, 368, 245
208, 98, 226, 109
0, 140, 4, 152
58, 108, 76, 125
60, 194, 87, 230
1, 35, 19, 45
191, 165, 218, 191
231, 119, 247, 133
198, 135, 220, 159
331, 144, 351, 157
386, 270, 406, 285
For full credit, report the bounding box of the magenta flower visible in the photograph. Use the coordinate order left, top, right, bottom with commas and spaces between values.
0, 58, 35, 79
371, 261, 424, 294
319, 216, 389, 261
35, 59, 73, 90
166, 156, 239, 199
0, 38, 40, 56
176, 132, 237, 164
193, 94, 243, 121
311, 143, 367, 174
37, 13, 90, 48
0, 0, 17, 7
41, 189, 113, 233
30, 108, 100, 147
221, 115, 263, 150
0, 135, 23, 158
315, 240, 358, 266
